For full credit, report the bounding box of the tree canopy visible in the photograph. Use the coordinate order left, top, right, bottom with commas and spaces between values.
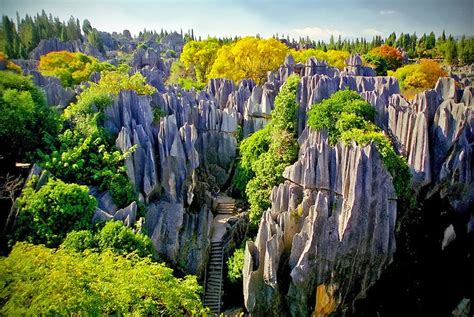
0, 242, 207, 316
210, 37, 288, 84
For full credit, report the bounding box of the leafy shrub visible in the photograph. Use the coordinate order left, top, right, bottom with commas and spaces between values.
0, 70, 61, 165
96, 221, 154, 258
60, 229, 95, 252
227, 247, 245, 283
307, 89, 413, 203
62, 221, 154, 258
234, 75, 300, 224
0, 242, 208, 316
363, 53, 389, 75
38, 51, 115, 87
13, 177, 97, 247
40, 129, 136, 207
388, 59, 447, 97
307, 89, 375, 144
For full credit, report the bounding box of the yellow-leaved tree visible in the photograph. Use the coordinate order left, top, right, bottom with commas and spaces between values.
209, 37, 288, 84
180, 38, 222, 83
289, 49, 349, 69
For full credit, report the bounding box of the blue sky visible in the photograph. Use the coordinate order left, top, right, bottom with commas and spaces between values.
2, 0, 473, 40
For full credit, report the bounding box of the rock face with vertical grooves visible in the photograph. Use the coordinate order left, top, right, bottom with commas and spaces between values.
388, 78, 473, 213
243, 129, 397, 316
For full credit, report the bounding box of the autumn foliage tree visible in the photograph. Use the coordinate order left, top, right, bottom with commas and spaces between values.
389, 59, 447, 96
365, 44, 404, 74
209, 37, 288, 84
179, 38, 222, 83
38, 51, 114, 87
289, 49, 349, 69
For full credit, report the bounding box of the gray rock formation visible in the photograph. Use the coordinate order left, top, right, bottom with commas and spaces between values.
29, 38, 84, 60
26, 70, 76, 108
341, 54, 376, 76
243, 129, 397, 316
387, 78, 473, 212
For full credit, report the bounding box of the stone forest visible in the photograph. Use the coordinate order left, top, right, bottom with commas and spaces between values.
0, 6, 473, 317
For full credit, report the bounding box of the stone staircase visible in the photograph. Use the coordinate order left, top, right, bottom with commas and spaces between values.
203, 241, 224, 314
203, 195, 236, 315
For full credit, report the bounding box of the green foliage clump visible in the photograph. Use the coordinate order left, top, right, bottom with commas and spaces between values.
307, 89, 375, 144
38, 51, 115, 87
62, 221, 154, 258
307, 89, 413, 202
0, 70, 61, 165
13, 177, 96, 247
95, 221, 154, 257
234, 75, 300, 224
40, 129, 137, 207
0, 242, 208, 316
227, 247, 245, 283
363, 53, 389, 75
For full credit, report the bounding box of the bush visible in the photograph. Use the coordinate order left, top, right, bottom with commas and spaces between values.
0, 71, 61, 165
40, 129, 137, 208
227, 247, 245, 283
363, 53, 389, 75
13, 177, 97, 247
60, 229, 95, 252
0, 242, 207, 316
96, 221, 154, 258
307, 89, 413, 203
62, 221, 154, 258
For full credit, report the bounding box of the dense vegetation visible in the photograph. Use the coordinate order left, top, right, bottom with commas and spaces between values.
62, 221, 154, 258
0, 242, 207, 316
364, 44, 404, 75
235, 75, 300, 224
38, 50, 115, 86
289, 48, 349, 69
0, 70, 61, 167
389, 59, 447, 97
307, 90, 413, 203
227, 246, 245, 283
13, 176, 96, 247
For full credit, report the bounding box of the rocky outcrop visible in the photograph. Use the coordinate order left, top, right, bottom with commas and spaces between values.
29, 38, 84, 60
243, 129, 397, 316
26, 70, 76, 108
387, 78, 473, 212
341, 54, 376, 77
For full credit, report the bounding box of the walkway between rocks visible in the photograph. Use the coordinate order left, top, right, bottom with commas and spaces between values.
203, 195, 236, 315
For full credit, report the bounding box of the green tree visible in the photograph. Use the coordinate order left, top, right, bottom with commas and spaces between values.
13, 177, 97, 247
0, 71, 61, 167
0, 242, 208, 316
180, 38, 222, 83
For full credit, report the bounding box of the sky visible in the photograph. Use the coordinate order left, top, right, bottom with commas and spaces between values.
2, 0, 473, 41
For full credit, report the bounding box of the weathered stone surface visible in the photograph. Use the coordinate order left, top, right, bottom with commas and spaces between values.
29, 38, 84, 60
243, 129, 397, 316
341, 54, 376, 76
26, 70, 76, 108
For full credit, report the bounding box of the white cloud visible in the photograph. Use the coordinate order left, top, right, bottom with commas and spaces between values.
379, 10, 396, 15
363, 28, 384, 36
291, 26, 342, 40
